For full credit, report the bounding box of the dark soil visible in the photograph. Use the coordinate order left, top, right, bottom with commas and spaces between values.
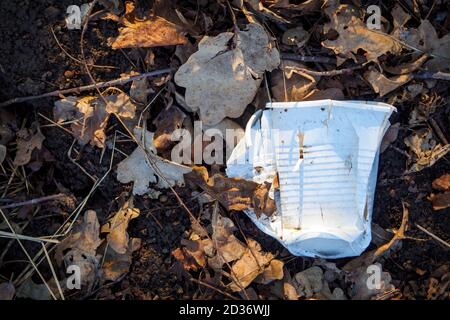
0, 0, 448, 300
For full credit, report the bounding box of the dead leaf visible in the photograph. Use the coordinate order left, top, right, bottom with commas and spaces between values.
429, 193, 450, 211
175, 23, 280, 125
116, 127, 192, 195
15, 278, 54, 300
228, 239, 278, 291
13, 125, 45, 166
153, 106, 187, 155
101, 199, 140, 254
380, 122, 400, 153
0, 282, 15, 300
208, 214, 246, 269
349, 263, 395, 300
54, 93, 136, 148
254, 259, 284, 284
404, 129, 450, 172
172, 238, 210, 272
130, 78, 152, 105
282, 26, 309, 47
185, 166, 276, 217
323, 4, 402, 64
364, 67, 412, 97
102, 238, 141, 281
55, 210, 103, 293
294, 266, 324, 298
432, 174, 450, 191
108, 2, 187, 50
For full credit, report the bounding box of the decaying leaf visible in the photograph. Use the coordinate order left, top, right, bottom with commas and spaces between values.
228, 239, 282, 291
404, 129, 450, 172
102, 238, 141, 281
55, 210, 103, 292
282, 26, 309, 47
349, 263, 396, 300
380, 123, 400, 153
172, 237, 212, 272
101, 199, 140, 254
175, 23, 280, 125
130, 77, 152, 105
108, 2, 186, 49
185, 166, 276, 217
429, 174, 450, 211
153, 105, 187, 154
322, 4, 402, 64
208, 214, 246, 269
0, 282, 15, 300
116, 127, 192, 195
364, 67, 412, 97
54, 93, 136, 148
13, 125, 45, 166
294, 266, 324, 298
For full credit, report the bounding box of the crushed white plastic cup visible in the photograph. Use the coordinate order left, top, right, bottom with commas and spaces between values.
226, 100, 396, 259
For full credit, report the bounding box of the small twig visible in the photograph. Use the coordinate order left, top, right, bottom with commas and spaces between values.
414, 71, 450, 81
415, 223, 450, 249
429, 118, 449, 145
0, 68, 173, 108
189, 277, 239, 300
285, 65, 362, 77
0, 193, 66, 210
281, 53, 336, 64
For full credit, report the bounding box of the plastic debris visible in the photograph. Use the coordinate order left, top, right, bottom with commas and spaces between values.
226, 100, 395, 259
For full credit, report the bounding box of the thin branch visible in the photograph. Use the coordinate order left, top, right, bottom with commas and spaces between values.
0, 193, 66, 210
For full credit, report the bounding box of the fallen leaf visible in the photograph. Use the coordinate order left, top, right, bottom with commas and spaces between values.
54, 93, 136, 148
349, 263, 395, 300
175, 23, 280, 125
380, 122, 400, 153
282, 26, 309, 47
101, 199, 140, 254
172, 239, 209, 272
130, 77, 151, 105
108, 2, 187, 50
294, 266, 324, 298
208, 213, 246, 269
322, 4, 402, 64
429, 193, 450, 211
116, 127, 192, 195
102, 238, 141, 281
55, 210, 103, 293
228, 239, 278, 291
254, 259, 284, 284
364, 67, 412, 97
0, 282, 15, 300
13, 125, 45, 166
404, 129, 450, 172
15, 278, 54, 300
153, 105, 187, 155
432, 174, 450, 191
185, 166, 276, 217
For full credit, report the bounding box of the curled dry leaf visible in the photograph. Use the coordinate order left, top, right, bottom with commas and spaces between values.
380, 122, 400, 153
54, 93, 136, 148
185, 166, 276, 217
108, 2, 186, 49
13, 125, 45, 166
404, 129, 450, 173
55, 210, 103, 293
175, 23, 280, 125
0, 282, 15, 300
102, 238, 141, 281
364, 67, 412, 97
228, 239, 282, 292
116, 127, 192, 195
101, 199, 140, 254
322, 4, 402, 64
429, 174, 450, 211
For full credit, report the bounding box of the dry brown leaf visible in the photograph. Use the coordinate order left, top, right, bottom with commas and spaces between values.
380, 122, 400, 153
130, 77, 152, 105
0, 282, 15, 300
185, 166, 276, 217
13, 125, 45, 166
54, 93, 136, 148
175, 23, 280, 125
208, 214, 246, 269
228, 239, 278, 291
172, 239, 209, 272
117, 127, 192, 196
429, 193, 450, 211
303, 88, 345, 101
101, 199, 140, 254
108, 2, 187, 50
322, 5, 402, 64
254, 259, 284, 284
102, 238, 141, 281
432, 174, 450, 191
404, 129, 450, 173
282, 26, 309, 47
153, 105, 187, 155
272, 0, 323, 12
364, 67, 412, 97
55, 210, 103, 292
